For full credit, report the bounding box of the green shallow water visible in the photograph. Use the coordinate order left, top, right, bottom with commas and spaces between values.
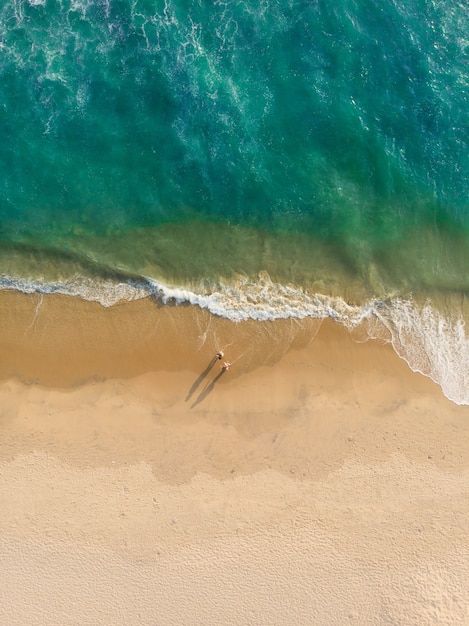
3, 219, 469, 305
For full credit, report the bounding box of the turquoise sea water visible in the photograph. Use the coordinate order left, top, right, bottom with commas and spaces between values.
1, 0, 469, 401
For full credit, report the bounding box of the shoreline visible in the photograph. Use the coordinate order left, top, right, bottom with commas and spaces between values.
2, 284, 469, 405
2, 290, 469, 623
0, 288, 324, 385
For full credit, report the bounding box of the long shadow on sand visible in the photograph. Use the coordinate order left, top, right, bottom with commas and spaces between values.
185, 356, 219, 402
191, 369, 226, 409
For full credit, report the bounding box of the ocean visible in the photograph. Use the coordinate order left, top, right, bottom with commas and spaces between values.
0, 0, 468, 402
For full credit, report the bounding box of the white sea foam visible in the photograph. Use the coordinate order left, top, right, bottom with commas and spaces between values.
373, 299, 469, 407
1, 272, 468, 406
0, 274, 149, 307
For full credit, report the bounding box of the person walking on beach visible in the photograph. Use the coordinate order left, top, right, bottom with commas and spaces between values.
222, 361, 231, 371
216, 350, 224, 360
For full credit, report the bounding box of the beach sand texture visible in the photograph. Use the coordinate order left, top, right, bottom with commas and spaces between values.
1, 291, 469, 625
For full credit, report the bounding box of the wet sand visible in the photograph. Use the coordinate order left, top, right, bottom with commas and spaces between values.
1, 291, 469, 625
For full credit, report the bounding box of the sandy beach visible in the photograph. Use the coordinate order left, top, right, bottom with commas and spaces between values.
1, 291, 469, 625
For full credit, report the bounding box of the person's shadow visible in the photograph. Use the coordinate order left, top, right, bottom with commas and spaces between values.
191, 369, 226, 409
185, 356, 219, 402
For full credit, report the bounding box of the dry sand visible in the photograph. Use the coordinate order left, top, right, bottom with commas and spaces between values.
1, 291, 469, 625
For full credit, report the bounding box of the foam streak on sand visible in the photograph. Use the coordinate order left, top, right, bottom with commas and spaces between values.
2, 274, 469, 405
